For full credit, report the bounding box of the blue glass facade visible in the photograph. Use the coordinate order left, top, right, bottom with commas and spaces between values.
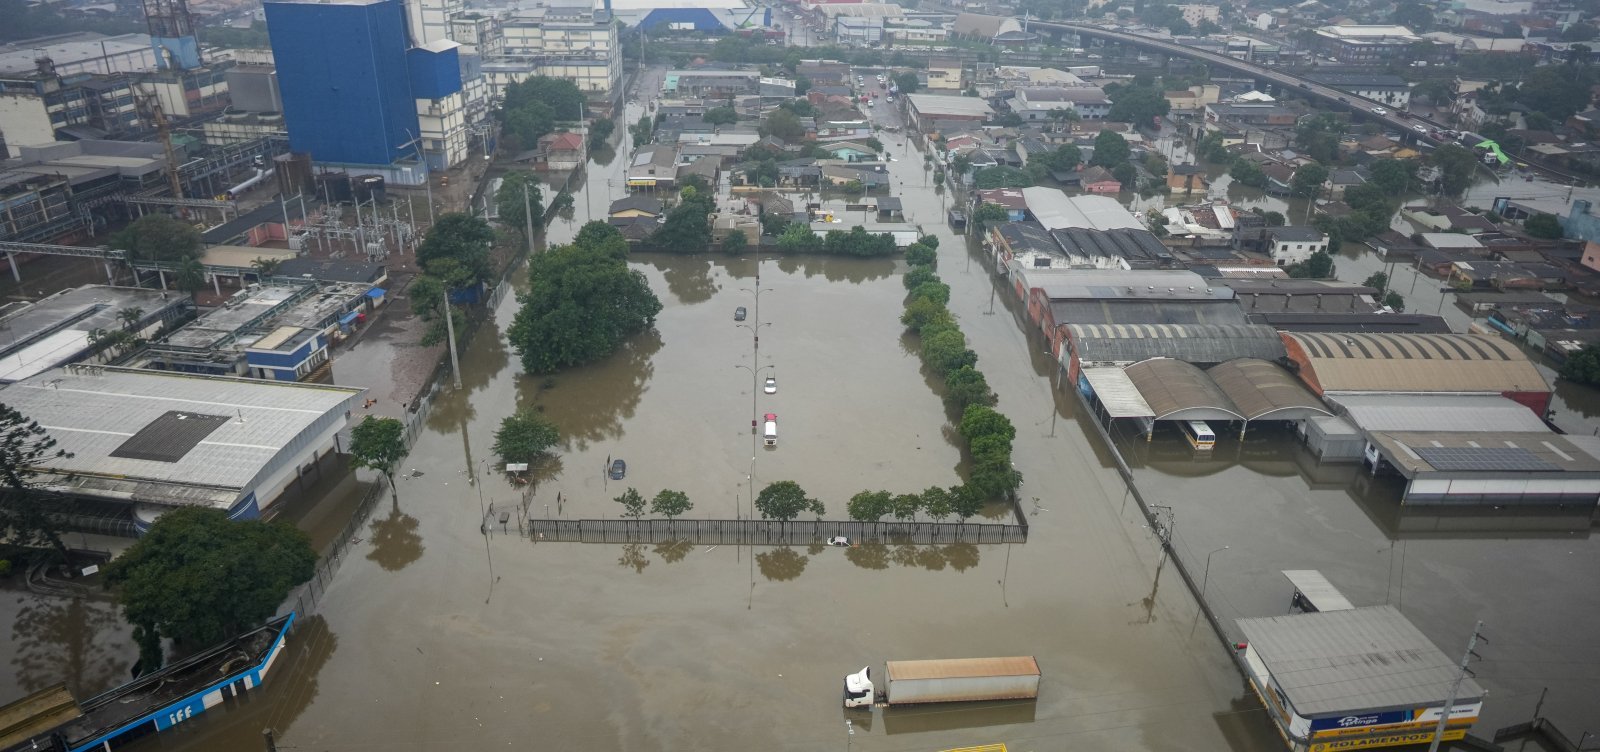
265, 0, 421, 167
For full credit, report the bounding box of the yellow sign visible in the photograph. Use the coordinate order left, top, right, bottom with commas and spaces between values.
1310, 729, 1465, 751
941, 746, 1006, 752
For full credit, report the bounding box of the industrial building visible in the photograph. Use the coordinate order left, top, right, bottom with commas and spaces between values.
1311, 25, 1421, 63
265, 0, 466, 181
488, 5, 621, 97
905, 94, 994, 133
1280, 332, 1552, 416
0, 365, 364, 534
1238, 605, 1484, 751
602, 0, 766, 33
0, 141, 170, 245
0, 286, 191, 383
1061, 323, 1286, 381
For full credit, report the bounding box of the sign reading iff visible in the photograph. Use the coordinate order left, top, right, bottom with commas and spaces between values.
1309, 728, 1466, 752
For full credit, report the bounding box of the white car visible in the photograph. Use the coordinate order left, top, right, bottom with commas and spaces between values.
1371, 106, 1388, 115
764, 376, 777, 394
826, 536, 851, 547
1412, 125, 1428, 133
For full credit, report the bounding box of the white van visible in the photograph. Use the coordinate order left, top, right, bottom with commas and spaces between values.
1181, 421, 1216, 451
763, 412, 778, 447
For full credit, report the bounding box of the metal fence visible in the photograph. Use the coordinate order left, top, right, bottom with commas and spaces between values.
278, 479, 385, 619
526, 518, 1026, 545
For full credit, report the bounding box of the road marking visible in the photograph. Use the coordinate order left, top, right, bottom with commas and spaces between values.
704, 545, 717, 553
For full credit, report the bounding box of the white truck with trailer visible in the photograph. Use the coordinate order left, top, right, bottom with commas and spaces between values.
844, 657, 1040, 707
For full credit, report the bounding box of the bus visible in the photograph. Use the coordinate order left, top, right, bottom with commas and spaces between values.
1180, 421, 1216, 451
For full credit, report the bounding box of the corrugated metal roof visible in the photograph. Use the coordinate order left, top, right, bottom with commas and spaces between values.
1082, 367, 1154, 418
1068, 324, 1285, 366
1124, 358, 1243, 421
1237, 606, 1484, 716
1020, 189, 1144, 231
1287, 333, 1549, 394
1050, 300, 1247, 327
1330, 394, 1550, 433
887, 657, 1040, 680
1208, 358, 1330, 420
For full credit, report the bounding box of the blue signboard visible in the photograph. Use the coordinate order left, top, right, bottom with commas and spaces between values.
1309, 709, 1415, 732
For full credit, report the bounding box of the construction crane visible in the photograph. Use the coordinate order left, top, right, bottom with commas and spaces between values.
136, 89, 185, 203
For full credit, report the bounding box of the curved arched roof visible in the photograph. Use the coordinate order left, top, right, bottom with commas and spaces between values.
1208, 358, 1333, 421
1123, 358, 1243, 422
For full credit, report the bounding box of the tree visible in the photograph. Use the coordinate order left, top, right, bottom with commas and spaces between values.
1112, 162, 1137, 190
492, 409, 560, 467
1391, 0, 1433, 31
504, 76, 583, 121
501, 102, 556, 152
1286, 250, 1336, 279
116, 306, 144, 331
1525, 213, 1564, 239
973, 166, 1033, 189
1228, 157, 1267, 187
508, 232, 663, 373
921, 486, 954, 522
1196, 19, 1223, 34
755, 480, 818, 523
110, 215, 202, 264
959, 405, 1016, 444
1382, 291, 1406, 312
1369, 158, 1414, 195
950, 484, 984, 521
761, 109, 806, 142
1363, 272, 1390, 293
905, 242, 937, 267
909, 280, 951, 307
847, 490, 892, 522
1291, 163, 1330, 198
950, 154, 972, 177
350, 416, 406, 502
631, 114, 653, 146
794, 75, 811, 96
890, 493, 922, 522
901, 296, 953, 332
722, 229, 749, 255
893, 71, 920, 94
1263, 210, 1286, 227
587, 117, 615, 150
496, 173, 545, 242
903, 266, 940, 292
1432, 144, 1481, 197
921, 328, 977, 374
418, 213, 495, 285
650, 191, 714, 253
250, 257, 281, 279
650, 489, 693, 519
614, 488, 646, 519
104, 507, 315, 668
704, 106, 739, 125
1090, 130, 1130, 168
971, 202, 1010, 230
944, 366, 996, 409
0, 404, 72, 561
1560, 343, 1600, 385
1106, 84, 1171, 125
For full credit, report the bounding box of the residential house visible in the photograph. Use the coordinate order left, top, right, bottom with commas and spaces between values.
1052, 87, 1112, 120
821, 141, 877, 162
1324, 169, 1367, 199
1263, 226, 1328, 266
608, 195, 663, 220
973, 188, 1028, 221
1263, 163, 1295, 195
626, 145, 679, 190
1204, 102, 1299, 126
1011, 88, 1101, 123
1076, 166, 1121, 194
533, 132, 585, 171
1164, 85, 1220, 113
926, 56, 964, 91
1167, 164, 1207, 194
1305, 73, 1413, 108
1312, 25, 1422, 63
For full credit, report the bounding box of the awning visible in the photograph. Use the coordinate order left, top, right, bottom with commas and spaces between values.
365, 287, 386, 299
1081, 367, 1154, 419
338, 310, 361, 325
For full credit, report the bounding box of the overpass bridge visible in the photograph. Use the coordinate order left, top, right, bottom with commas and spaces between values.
1031, 22, 1443, 142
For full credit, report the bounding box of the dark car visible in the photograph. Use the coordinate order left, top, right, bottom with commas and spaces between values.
734, 306, 747, 321
608, 459, 626, 480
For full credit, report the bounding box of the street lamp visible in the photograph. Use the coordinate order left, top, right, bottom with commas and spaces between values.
400, 129, 436, 226
1200, 545, 1230, 600
733, 363, 776, 433
737, 321, 772, 350
741, 286, 774, 327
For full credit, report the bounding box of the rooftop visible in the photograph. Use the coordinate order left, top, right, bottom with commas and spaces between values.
1331, 394, 1550, 434
1314, 24, 1420, 41
1368, 431, 1600, 475
0, 32, 152, 75
1067, 324, 1287, 365
1023, 269, 1228, 301
1022, 189, 1144, 232
1285, 332, 1549, 394
0, 366, 362, 506
1238, 606, 1484, 716
906, 93, 994, 118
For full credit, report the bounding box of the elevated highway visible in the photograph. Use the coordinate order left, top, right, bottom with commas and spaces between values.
1032, 22, 1444, 142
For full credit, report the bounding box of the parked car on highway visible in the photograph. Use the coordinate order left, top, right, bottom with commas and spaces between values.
1371, 106, 1388, 115
1413, 125, 1427, 133
609, 459, 626, 480
764, 376, 777, 394
734, 306, 747, 321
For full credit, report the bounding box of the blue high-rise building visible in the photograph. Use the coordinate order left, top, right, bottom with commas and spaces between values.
265, 0, 460, 174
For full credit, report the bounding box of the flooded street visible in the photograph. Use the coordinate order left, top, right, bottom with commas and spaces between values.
13, 76, 1600, 752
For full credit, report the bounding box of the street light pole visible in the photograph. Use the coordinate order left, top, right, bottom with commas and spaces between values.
403, 129, 436, 226
1200, 545, 1230, 600
734, 363, 776, 434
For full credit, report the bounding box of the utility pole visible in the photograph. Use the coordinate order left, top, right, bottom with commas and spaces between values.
523, 179, 535, 253
443, 287, 461, 388
1427, 620, 1483, 752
